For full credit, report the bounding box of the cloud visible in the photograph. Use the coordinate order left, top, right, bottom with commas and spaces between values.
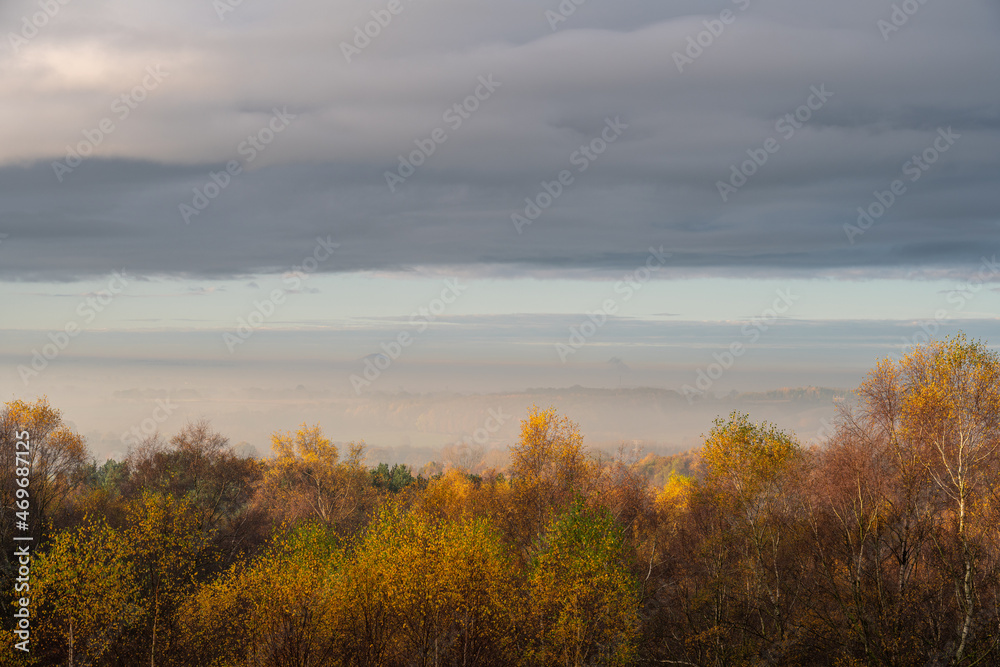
1, 0, 997, 281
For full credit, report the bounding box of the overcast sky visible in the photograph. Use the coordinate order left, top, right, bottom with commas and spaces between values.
1, 0, 998, 454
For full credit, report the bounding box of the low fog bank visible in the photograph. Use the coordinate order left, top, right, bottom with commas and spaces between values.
2, 360, 848, 467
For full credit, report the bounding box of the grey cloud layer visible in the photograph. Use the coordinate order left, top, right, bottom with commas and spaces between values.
1, 0, 998, 279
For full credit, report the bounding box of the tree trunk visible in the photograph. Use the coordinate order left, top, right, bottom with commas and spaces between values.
151, 589, 158, 667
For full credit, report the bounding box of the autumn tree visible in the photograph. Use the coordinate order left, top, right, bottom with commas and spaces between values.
0, 398, 89, 540
525, 501, 640, 666
900, 336, 1000, 662
0, 398, 90, 639
707, 412, 805, 642
508, 406, 593, 553
825, 335, 1000, 664
591, 444, 656, 568
179, 522, 343, 667
328, 505, 403, 667
259, 424, 372, 536
124, 492, 215, 666
800, 422, 935, 665
122, 421, 266, 567
646, 412, 808, 665
338, 505, 518, 666
31, 519, 140, 666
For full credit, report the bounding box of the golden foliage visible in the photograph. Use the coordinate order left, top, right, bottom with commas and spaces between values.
526, 502, 640, 666
508, 406, 595, 552
32, 519, 140, 665
261, 423, 370, 532
180, 522, 342, 666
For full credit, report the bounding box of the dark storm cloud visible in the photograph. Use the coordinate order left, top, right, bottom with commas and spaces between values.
1, 0, 998, 280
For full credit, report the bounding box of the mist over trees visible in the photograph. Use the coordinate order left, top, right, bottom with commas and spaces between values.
2, 334, 999, 666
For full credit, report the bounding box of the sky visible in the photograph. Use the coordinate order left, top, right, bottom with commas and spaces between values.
1, 0, 998, 459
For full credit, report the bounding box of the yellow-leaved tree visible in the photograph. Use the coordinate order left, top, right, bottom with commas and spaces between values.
260, 423, 371, 534
0, 398, 91, 666
333, 504, 518, 666
125, 492, 214, 666
654, 470, 695, 524
892, 335, 1000, 662
525, 501, 640, 667
675, 412, 804, 664
508, 406, 593, 553
179, 522, 342, 667
31, 520, 140, 667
